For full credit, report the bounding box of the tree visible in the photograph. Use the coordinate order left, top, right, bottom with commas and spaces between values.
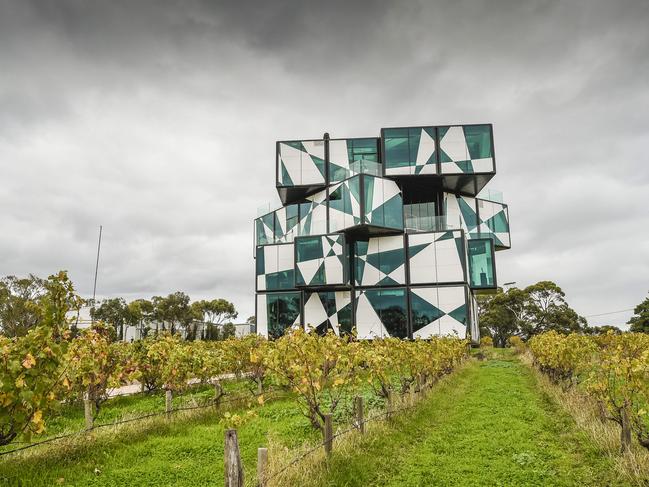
477, 281, 587, 346
520, 281, 586, 338
127, 299, 154, 338
477, 289, 524, 347
0, 275, 46, 337
192, 299, 238, 341
628, 294, 649, 333
151, 292, 198, 337
91, 298, 130, 341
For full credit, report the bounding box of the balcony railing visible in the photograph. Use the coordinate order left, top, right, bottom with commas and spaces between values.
476, 188, 503, 203
404, 214, 462, 233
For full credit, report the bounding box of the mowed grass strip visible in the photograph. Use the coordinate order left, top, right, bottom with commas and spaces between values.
309, 349, 623, 487
0, 395, 320, 487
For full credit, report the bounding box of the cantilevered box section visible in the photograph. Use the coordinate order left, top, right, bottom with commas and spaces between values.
255, 124, 510, 343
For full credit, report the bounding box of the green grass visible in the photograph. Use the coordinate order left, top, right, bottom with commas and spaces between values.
0, 350, 628, 486
0, 394, 320, 486
308, 349, 626, 487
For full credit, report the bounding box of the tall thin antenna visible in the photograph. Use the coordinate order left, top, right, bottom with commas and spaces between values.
92, 225, 103, 306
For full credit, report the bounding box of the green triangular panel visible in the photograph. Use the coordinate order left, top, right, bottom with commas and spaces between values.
448, 304, 467, 325
327, 249, 336, 257
378, 276, 399, 286
408, 243, 430, 258
436, 231, 455, 241
458, 199, 478, 230
311, 155, 326, 178
281, 162, 294, 186
455, 237, 466, 269
486, 211, 509, 233
456, 160, 474, 173
410, 292, 444, 327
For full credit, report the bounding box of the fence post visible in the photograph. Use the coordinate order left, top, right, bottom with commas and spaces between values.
257, 447, 268, 487
214, 381, 224, 405
165, 389, 173, 419
355, 396, 365, 434
324, 414, 333, 457
84, 396, 93, 430
225, 429, 244, 487
386, 390, 393, 420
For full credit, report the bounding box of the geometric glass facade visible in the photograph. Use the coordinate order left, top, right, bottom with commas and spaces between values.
256, 124, 511, 343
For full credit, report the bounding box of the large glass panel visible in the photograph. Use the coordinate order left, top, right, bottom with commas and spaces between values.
383, 127, 436, 175
362, 176, 403, 230
410, 289, 444, 332
363, 288, 408, 338
468, 239, 495, 288
255, 213, 274, 245
404, 202, 436, 231
349, 138, 378, 163
383, 128, 410, 170
267, 292, 301, 339
296, 236, 323, 262
464, 125, 492, 160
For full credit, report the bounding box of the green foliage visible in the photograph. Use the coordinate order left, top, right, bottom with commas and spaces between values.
90, 298, 131, 341
529, 331, 649, 452
0, 274, 46, 337
478, 281, 588, 346
628, 294, 649, 333
65, 322, 136, 417
0, 271, 81, 445
479, 336, 493, 348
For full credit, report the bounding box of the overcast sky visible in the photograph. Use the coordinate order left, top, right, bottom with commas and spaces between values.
1, 0, 647, 327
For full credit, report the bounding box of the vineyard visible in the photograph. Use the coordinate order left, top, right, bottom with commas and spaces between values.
528, 331, 649, 453
1, 273, 648, 486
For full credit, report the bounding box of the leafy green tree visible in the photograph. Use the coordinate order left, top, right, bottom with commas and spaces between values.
90, 298, 130, 341
127, 299, 154, 338
477, 288, 525, 347
0, 275, 46, 337
478, 281, 587, 346
193, 299, 238, 340
519, 281, 586, 339
628, 294, 649, 333
152, 292, 199, 337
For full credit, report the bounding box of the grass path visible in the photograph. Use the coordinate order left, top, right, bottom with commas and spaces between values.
316, 349, 624, 487
0, 350, 627, 486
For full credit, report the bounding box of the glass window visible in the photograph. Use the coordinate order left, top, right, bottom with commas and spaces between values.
383, 128, 410, 169
296, 236, 323, 262
266, 292, 301, 339
348, 138, 378, 163
468, 239, 495, 288
463, 125, 492, 160
410, 289, 444, 331
383, 127, 435, 173
363, 288, 408, 338
363, 176, 403, 230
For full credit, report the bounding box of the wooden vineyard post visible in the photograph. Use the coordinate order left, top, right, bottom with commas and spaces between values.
214, 381, 224, 406
324, 414, 333, 457
257, 447, 268, 487
355, 396, 365, 434
225, 429, 244, 487
386, 390, 393, 420
84, 395, 93, 430
165, 390, 173, 419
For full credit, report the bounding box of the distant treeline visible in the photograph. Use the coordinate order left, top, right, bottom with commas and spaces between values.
0, 274, 250, 341
478, 280, 649, 347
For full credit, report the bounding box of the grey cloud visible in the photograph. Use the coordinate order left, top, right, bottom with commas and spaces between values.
0, 0, 648, 324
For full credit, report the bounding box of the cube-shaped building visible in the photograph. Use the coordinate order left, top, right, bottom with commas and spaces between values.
254, 124, 510, 343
